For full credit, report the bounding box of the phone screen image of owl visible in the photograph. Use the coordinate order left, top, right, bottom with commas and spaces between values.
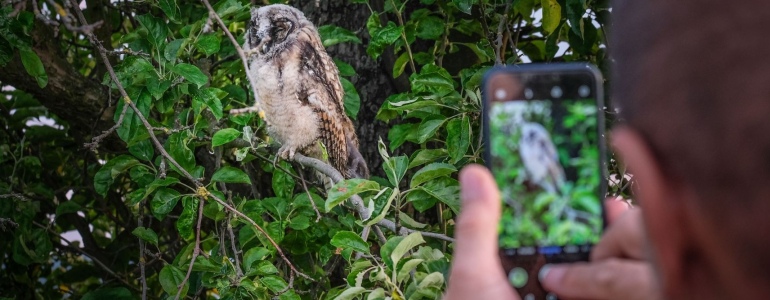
489, 99, 602, 249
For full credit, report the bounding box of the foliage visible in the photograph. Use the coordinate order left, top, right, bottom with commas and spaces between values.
0, 0, 614, 299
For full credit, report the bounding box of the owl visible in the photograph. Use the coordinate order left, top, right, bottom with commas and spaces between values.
243, 4, 369, 179
518, 122, 565, 195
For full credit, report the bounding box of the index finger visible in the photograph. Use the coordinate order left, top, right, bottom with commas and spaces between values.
592, 209, 646, 261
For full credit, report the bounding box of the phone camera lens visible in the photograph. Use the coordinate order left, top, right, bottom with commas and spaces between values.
550, 86, 563, 98
495, 88, 508, 100
524, 88, 534, 99
578, 85, 591, 97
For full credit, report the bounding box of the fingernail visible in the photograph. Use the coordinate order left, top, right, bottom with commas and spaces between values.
539, 264, 565, 284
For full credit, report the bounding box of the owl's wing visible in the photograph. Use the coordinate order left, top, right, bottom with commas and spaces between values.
296, 41, 354, 177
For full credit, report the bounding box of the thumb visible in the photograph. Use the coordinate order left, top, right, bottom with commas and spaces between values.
446, 165, 517, 300
454, 165, 501, 261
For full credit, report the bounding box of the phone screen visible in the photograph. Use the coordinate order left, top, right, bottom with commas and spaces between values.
484, 64, 606, 299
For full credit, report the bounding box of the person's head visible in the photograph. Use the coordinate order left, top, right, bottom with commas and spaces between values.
611, 0, 770, 298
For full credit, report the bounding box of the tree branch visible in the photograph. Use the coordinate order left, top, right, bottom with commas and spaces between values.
292, 154, 455, 242
68, 0, 313, 282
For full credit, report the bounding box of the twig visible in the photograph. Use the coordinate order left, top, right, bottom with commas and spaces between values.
208, 193, 314, 280
199, 0, 265, 117
226, 192, 244, 278
138, 203, 148, 300
494, 1, 511, 65
68, 0, 312, 283
297, 169, 323, 222
372, 226, 387, 244
175, 198, 205, 300
390, 0, 416, 74
33, 221, 140, 292
84, 101, 129, 151
0, 217, 19, 231
292, 154, 455, 243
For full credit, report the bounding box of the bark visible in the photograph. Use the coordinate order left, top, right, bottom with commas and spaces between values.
0, 17, 123, 151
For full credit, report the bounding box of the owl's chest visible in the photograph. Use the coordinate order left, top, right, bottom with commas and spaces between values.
250, 58, 318, 141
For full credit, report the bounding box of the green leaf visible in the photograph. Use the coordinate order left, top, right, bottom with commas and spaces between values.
331, 231, 370, 254
446, 115, 471, 163
158, 0, 180, 22
212, 128, 240, 147
411, 64, 456, 93
128, 139, 154, 161
408, 149, 447, 169
367, 288, 386, 300
390, 232, 425, 266
410, 163, 457, 188
215, 0, 245, 18
334, 59, 356, 77
545, 20, 564, 59
398, 213, 427, 229
289, 215, 310, 230
418, 272, 445, 289
159, 265, 188, 296
249, 260, 279, 276
272, 161, 295, 199
325, 179, 380, 212
164, 131, 195, 173
136, 14, 168, 49
566, 0, 586, 38
261, 275, 288, 293
392, 52, 410, 78
417, 118, 446, 143
164, 39, 185, 62
388, 123, 419, 151
453, 0, 476, 14
211, 166, 250, 184
243, 247, 271, 271
318, 25, 362, 47
341, 77, 360, 120
333, 287, 366, 300
396, 258, 425, 283
416, 16, 444, 40
194, 87, 227, 120
195, 34, 221, 56
142, 177, 179, 201
173, 63, 208, 88
81, 287, 133, 300
177, 196, 198, 240
93, 155, 140, 197
116, 90, 151, 144
541, 0, 562, 35
150, 187, 181, 220
367, 22, 402, 59
131, 227, 159, 246
19, 49, 47, 88
383, 155, 408, 186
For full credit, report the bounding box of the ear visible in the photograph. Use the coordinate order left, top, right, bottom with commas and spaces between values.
612, 126, 691, 298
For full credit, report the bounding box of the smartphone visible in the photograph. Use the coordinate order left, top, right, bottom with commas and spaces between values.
482, 63, 607, 300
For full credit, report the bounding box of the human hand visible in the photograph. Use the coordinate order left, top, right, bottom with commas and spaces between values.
540, 203, 660, 300
444, 165, 519, 300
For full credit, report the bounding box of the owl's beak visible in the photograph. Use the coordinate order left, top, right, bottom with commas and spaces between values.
255, 35, 272, 55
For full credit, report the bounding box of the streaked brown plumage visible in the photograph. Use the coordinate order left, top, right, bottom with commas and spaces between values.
244, 4, 368, 179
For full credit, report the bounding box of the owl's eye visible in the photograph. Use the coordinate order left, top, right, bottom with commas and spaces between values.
249, 24, 261, 48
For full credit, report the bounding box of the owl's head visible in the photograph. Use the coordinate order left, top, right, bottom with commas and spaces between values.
246, 4, 312, 57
